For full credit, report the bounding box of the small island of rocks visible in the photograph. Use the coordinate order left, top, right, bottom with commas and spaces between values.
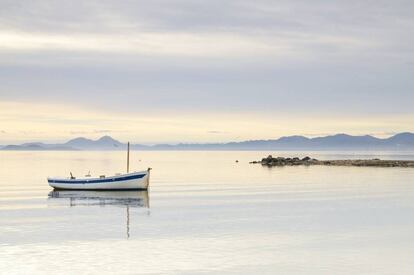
250, 155, 414, 168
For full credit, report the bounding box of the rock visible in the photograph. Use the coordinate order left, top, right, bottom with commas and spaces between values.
251, 156, 414, 168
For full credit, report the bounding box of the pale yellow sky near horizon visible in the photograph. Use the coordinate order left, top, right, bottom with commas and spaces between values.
0, 101, 412, 145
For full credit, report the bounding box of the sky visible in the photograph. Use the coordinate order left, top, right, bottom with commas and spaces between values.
0, 0, 413, 144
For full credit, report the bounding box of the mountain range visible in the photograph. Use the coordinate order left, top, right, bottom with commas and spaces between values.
1, 133, 414, 151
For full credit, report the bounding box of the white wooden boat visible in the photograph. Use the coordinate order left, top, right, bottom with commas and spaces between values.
47, 142, 151, 190
48, 170, 150, 190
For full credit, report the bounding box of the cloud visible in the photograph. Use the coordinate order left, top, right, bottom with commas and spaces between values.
1, 0, 412, 61
93, 129, 113, 134
207, 131, 227, 134
0, 1, 413, 142
0, 100, 412, 143
2, 1, 413, 34
0, 31, 304, 58
70, 129, 122, 135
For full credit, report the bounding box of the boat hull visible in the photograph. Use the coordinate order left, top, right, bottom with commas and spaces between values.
47, 170, 150, 190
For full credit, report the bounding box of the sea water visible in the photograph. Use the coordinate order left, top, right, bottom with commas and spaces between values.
1, 151, 414, 274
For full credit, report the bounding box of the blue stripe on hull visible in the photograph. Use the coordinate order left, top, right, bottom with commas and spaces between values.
48, 173, 146, 184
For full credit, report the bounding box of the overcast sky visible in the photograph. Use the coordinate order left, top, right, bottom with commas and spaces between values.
0, 0, 413, 144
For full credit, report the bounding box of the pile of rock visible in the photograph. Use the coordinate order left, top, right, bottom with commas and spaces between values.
250, 155, 414, 168
250, 155, 318, 166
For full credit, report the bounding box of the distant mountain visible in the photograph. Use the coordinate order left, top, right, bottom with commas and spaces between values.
1, 132, 414, 151
384, 132, 414, 146
213, 133, 414, 150
1, 144, 77, 151
2, 144, 45, 151
64, 135, 124, 150
143, 132, 414, 150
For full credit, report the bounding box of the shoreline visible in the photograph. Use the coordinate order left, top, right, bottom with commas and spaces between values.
251, 155, 414, 168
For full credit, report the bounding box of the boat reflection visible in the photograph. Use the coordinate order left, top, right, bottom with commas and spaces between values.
48, 190, 149, 208
48, 190, 150, 239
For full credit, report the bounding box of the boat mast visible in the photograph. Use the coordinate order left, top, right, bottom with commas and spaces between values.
127, 142, 130, 173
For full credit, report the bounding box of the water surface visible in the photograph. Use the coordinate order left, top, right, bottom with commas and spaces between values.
1, 151, 414, 274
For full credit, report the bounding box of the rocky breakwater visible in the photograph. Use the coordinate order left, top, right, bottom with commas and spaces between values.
251, 155, 414, 168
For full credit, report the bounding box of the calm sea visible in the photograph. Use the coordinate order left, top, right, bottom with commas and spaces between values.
1, 151, 414, 274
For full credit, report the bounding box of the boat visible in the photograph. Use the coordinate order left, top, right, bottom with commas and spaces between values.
47, 142, 151, 190
47, 170, 150, 190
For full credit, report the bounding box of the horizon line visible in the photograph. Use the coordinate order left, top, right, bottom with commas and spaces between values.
1, 131, 413, 147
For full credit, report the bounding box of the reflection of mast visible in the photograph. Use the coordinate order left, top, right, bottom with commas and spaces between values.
126, 205, 130, 239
